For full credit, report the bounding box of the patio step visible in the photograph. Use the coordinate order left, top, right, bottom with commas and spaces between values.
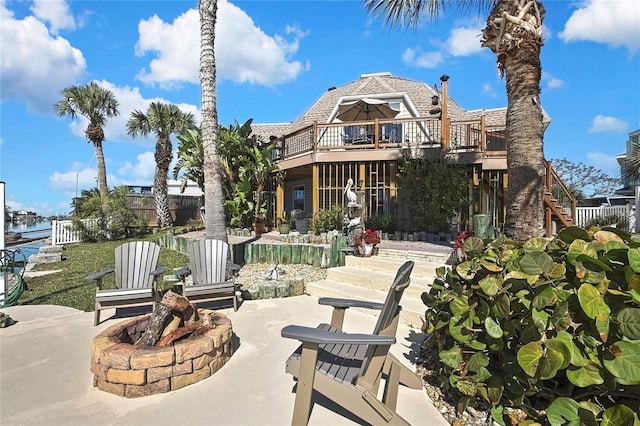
326, 266, 434, 300
306, 253, 450, 328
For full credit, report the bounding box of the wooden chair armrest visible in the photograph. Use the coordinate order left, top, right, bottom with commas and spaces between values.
87, 269, 114, 290
150, 266, 165, 277
87, 269, 115, 281
174, 267, 191, 280
318, 297, 385, 310
281, 325, 395, 346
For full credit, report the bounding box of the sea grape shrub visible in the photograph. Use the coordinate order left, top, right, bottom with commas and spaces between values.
421, 227, 640, 426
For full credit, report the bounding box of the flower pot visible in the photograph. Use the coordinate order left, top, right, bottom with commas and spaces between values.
253, 222, 265, 234
279, 223, 291, 234
358, 243, 374, 257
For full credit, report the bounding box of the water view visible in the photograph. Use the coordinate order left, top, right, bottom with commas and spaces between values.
6, 220, 52, 262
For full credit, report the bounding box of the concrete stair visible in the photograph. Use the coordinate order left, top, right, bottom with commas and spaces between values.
306, 250, 451, 328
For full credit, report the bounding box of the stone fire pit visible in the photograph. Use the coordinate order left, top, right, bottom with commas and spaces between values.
91, 309, 233, 398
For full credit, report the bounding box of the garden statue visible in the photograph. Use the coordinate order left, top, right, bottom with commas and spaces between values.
344, 178, 358, 207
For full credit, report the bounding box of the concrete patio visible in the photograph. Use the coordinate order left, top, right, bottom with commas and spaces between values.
1, 296, 449, 425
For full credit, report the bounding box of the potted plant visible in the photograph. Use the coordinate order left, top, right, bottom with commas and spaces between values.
254, 212, 266, 234
354, 228, 381, 257
278, 212, 292, 234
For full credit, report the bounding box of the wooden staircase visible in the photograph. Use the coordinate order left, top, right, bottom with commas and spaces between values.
544, 160, 576, 236
306, 249, 450, 328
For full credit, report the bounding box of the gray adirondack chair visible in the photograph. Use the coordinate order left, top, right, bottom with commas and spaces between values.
89, 241, 165, 326
281, 260, 421, 425
177, 239, 237, 311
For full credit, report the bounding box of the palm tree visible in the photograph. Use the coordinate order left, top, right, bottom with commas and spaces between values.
365, 0, 546, 241
127, 102, 195, 228
199, 0, 227, 241
54, 82, 120, 206
173, 128, 205, 195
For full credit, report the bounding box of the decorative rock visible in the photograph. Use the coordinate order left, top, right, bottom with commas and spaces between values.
259, 283, 276, 299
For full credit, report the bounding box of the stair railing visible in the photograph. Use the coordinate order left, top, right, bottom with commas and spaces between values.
544, 160, 576, 233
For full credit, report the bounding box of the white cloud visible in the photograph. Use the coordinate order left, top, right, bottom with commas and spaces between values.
482, 83, 497, 98
0, 3, 86, 113
135, 0, 308, 87
446, 25, 483, 56
402, 48, 444, 68
586, 152, 620, 176
559, 0, 640, 52
542, 71, 564, 90
30, 0, 76, 34
118, 151, 155, 183
64, 80, 200, 144
589, 115, 629, 134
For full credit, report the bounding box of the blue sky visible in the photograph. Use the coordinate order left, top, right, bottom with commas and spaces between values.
1, 0, 639, 217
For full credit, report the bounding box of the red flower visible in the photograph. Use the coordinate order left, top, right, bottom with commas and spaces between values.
355, 228, 381, 247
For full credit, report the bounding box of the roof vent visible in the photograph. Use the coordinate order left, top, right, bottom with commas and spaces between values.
327, 86, 336, 91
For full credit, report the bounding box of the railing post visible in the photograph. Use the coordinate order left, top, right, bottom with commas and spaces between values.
312, 121, 318, 152
480, 116, 486, 153
51, 220, 58, 246
374, 118, 379, 149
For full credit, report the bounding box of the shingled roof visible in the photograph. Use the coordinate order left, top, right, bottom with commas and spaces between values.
252, 72, 509, 141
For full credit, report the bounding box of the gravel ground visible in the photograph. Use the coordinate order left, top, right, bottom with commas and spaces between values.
234, 262, 327, 291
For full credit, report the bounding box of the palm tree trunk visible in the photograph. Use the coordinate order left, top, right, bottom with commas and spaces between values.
93, 141, 109, 205
155, 138, 173, 228
200, 0, 227, 242
483, 0, 546, 240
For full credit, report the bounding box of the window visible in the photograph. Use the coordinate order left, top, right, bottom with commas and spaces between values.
293, 185, 305, 211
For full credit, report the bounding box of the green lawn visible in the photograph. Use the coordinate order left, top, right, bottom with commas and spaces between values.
18, 236, 188, 312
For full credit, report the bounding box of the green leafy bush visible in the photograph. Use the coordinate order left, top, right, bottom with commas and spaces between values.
585, 214, 628, 232
73, 186, 148, 242
365, 214, 397, 233
310, 205, 344, 234
422, 227, 640, 425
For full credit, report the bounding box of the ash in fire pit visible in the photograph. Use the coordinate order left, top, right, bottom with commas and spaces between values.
91, 291, 234, 398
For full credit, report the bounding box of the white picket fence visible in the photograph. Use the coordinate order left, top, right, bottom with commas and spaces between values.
51, 219, 99, 245
574, 205, 632, 230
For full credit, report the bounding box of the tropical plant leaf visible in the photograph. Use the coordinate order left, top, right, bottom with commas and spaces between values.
594, 230, 624, 243
568, 239, 598, 266
566, 361, 605, 387
538, 347, 564, 380
485, 376, 504, 406
533, 285, 556, 310
449, 294, 470, 316
601, 404, 636, 426
546, 397, 580, 426
467, 352, 489, 372
545, 337, 572, 370
577, 283, 611, 319
463, 236, 484, 253
557, 227, 591, 244
520, 251, 553, 275
603, 341, 640, 385
479, 275, 502, 297
491, 293, 510, 319
555, 331, 588, 367
628, 248, 640, 273
517, 341, 543, 377
576, 254, 613, 272
523, 237, 549, 252
439, 345, 463, 369
484, 317, 503, 338
456, 260, 476, 280
616, 308, 640, 340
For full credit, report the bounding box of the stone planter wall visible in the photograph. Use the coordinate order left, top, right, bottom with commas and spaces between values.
91, 309, 233, 398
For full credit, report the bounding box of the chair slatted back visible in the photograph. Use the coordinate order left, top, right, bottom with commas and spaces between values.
358, 260, 414, 384
187, 239, 228, 285
114, 241, 160, 290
